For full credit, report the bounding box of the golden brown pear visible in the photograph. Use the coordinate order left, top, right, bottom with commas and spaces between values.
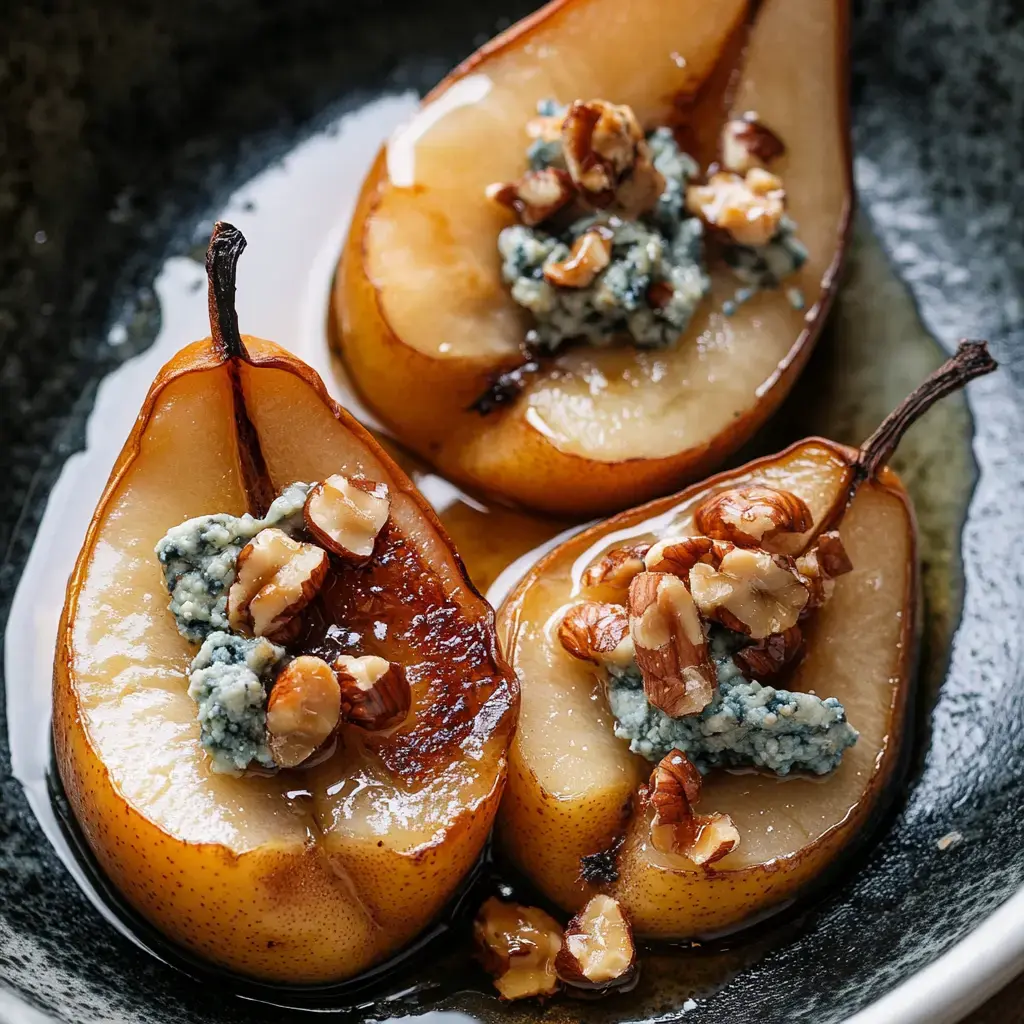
495, 343, 995, 936
53, 224, 518, 983
335, 0, 852, 515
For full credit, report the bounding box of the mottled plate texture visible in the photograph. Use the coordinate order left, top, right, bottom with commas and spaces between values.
1, 1, 1023, 1022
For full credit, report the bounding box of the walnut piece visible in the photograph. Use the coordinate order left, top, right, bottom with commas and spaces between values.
685, 168, 786, 246
333, 654, 411, 731
628, 572, 716, 718
733, 625, 804, 681
526, 112, 564, 143
689, 547, 809, 639
694, 485, 812, 551
720, 114, 785, 174
265, 655, 342, 768
304, 474, 390, 563
644, 535, 728, 578
558, 601, 634, 669
649, 750, 740, 866
561, 99, 665, 217
474, 897, 564, 1001
796, 530, 854, 611
227, 528, 328, 640
543, 228, 613, 288
555, 895, 637, 993
486, 167, 576, 227
581, 542, 651, 596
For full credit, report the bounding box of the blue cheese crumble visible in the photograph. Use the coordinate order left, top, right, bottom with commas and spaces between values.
155, 482, 312, 642
499, 111, 709, 352
188, 632, 285, 773
607, 631, 858, 776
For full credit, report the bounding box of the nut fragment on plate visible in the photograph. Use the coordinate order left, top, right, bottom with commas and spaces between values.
334, 654, 411, 731
227, 528, 328, 640
733, 625, 804, 681
694, 485, 813, 551
558, 602, 634, 669
485, 167, 576, 227
685, 168, 786, 246
580, 542, 651, 595
474, 897, 564, 1001
561, 99, 665, 216
555, 894, 638, 993
266, 656, 342, 768
689, 547, 809, 639
644, 535, 726, 577
304, 474, 390, 563
796, 530, 854, 611
720, 114, 785, 174
543, 228, 613, 288
627, 572, 716, 718
649, 750, 740, 866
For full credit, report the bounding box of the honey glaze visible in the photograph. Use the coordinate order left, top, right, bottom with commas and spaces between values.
4, 83, 975, 1016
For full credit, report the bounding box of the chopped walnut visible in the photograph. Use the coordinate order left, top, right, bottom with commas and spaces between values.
265, 655, 342, 768
649, 750, 739, 866
720, 114, 785, 174
544, 228, 613, 288
226, 528, 328, 640
686, 168, 786, 246
486, 167, 576, 227
334, 654, 411, 732
304, 474, 390, 563
474, 897, 564, 1001
581, 542, 651, 596
689, 547, 809, 639
796, 530, 854, 611
561, 99, 665, 217
526, 112, 564, 143
558, 601, 634, 670
628, 572, 716, 718
644, 536, 728, 578
694, 485, 812, 551
733, 625, 804, 680
555, 895, 637, 993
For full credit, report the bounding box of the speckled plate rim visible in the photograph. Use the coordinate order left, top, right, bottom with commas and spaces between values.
848, 890, 1024, 1024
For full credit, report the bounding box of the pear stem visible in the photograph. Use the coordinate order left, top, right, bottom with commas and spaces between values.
206, 221, 248, 359
851, 339, 997, 494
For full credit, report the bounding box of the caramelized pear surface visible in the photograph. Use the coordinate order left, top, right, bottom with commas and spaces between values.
53, 231, 517, 983
337, 0, 851, 514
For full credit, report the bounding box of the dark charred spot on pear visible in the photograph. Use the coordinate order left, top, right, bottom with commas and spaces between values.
299, 518, 514, 783
470, 359, 542, 416
579, 835, 625, 885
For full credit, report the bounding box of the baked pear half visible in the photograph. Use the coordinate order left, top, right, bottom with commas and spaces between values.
53, 225, 517, 984
495, 343, 994, 935
336, 0, 852, 515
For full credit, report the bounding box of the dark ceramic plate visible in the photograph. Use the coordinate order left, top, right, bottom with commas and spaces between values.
2, 1, 1024, 1022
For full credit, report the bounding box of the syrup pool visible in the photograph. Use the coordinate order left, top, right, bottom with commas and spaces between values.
3, 89, 976, 1018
